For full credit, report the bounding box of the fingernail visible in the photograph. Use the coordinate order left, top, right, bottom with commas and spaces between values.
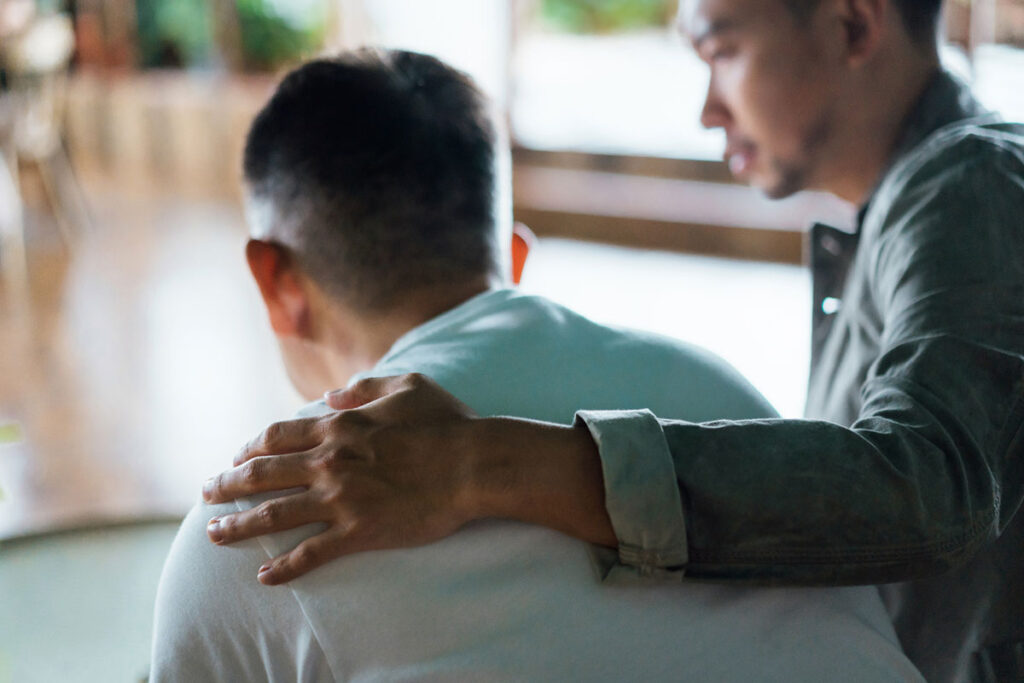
202, 478, 215, 501
207, 517, 222, 543
258, 564, 273, 582
324, 388, 344, 399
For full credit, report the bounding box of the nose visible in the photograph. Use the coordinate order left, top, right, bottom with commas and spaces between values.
699, 78, 730, 130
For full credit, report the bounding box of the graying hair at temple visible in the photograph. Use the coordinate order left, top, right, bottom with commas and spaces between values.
242, 47, 502, 313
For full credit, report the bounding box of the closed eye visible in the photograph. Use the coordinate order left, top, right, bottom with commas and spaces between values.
708, 45, 737, 62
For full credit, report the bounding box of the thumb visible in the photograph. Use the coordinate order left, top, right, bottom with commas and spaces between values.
324, 374, 410, 410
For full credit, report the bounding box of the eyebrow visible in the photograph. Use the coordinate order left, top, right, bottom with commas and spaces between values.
690, 18, 742, 50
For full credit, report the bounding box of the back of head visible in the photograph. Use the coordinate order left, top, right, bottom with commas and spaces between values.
243, 48, 501, 312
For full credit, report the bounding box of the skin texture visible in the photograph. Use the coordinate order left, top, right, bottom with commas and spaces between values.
205, 374, 610, 583
688, 0, 843, 198
684, 0, 937, 203
204, 0, 940, 584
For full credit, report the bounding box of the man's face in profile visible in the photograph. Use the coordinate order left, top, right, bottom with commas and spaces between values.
680, 0, 844, 198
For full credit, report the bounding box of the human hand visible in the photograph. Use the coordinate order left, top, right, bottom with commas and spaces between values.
202, 373, 483, 584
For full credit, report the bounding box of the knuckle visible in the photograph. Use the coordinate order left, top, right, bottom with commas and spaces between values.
292, 544, 320, 570
349, 516, 374, 538
314, 449, 343, 472
325, 411, 359, 438
315, 446, 359, 472
352, 377, 374, 394
405, 372, 428, 389
321, 482, 349, 507
242, 459, 265, 484
255, 501, 279, 527
261, 421, 285, 446
345, 379, 374, 405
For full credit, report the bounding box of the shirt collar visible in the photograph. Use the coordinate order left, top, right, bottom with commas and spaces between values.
855, 69, 990, 230
350, 287, 519, 384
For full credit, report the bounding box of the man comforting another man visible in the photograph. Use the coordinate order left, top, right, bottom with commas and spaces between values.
150, 50, 921, 680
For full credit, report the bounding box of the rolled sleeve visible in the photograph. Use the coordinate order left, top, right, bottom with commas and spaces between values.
575, 409, 689, 582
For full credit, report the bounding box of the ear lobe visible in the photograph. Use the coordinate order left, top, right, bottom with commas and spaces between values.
511, 222, 536, 286
245, 239, 311, 338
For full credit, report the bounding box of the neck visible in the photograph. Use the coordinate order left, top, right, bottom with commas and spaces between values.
822, 46, 940, 205
318, 277, 498, 388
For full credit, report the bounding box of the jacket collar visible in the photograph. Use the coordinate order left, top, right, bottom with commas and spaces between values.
856, 69, 989, 230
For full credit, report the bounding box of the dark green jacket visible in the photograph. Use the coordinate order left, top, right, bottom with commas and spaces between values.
579, 71, 1024, 682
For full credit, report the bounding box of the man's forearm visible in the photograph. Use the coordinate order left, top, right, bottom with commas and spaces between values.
466, 417, 617, 548
660, 413, 1001, 584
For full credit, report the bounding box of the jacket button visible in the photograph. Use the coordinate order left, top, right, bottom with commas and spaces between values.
820, 234, 843, 256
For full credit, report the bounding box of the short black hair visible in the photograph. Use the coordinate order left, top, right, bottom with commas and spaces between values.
785, 0, 944, 46
243, 48, 500, 312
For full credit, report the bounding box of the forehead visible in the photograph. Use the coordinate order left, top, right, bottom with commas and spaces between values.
677, 0, 779, 40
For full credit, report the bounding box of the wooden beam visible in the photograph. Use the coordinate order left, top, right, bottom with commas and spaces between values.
514, 207, 803, 264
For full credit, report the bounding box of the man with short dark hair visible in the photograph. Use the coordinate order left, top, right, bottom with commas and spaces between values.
152, 49, 921, 680
241, 49, 502, 315
203, 2, 1024, 679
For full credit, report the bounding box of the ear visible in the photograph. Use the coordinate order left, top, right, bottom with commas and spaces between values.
838, 0, 887, 66
245, 239, 312, 339
511, 222, 535, 286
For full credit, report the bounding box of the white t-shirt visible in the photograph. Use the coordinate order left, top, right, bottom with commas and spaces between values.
152, 289, 922, 682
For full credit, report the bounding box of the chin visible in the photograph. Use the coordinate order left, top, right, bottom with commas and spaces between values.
761, 184, 800, 200
756, 170, 807, 200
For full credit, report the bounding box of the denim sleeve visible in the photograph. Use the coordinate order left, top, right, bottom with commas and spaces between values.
578, 144, 1024, 585
575, 410, 689, 581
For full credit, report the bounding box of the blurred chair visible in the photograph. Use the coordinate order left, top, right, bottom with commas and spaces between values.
0, 9, 90, 283
0, 519, 182, 683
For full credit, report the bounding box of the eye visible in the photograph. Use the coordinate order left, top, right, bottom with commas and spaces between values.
696, 40, 736, 64
709, 46, 737, 62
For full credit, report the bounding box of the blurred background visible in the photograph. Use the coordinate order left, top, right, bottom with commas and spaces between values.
0, 0, 1022, 680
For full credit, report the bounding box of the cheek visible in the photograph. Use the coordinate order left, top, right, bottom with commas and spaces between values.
739, 51, 828, 152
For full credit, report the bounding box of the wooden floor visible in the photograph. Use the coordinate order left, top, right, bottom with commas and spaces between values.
0, 188, 302, 540
0, 185, 809, 542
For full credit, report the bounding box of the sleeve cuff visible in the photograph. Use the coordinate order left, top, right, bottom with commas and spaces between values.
575, 409, 689, 583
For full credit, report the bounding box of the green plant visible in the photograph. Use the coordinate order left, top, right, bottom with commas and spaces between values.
540, 0, 677, 33
236, 0, 327, 71
135, 0, 327, 71
136, 0, 214, 68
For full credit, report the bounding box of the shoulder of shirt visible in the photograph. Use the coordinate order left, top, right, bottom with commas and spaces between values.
158, 500, 341, 681
448, 290, 717, 360
419, 289, 752, 379
865, 117, 1024, 238
887, 117, 1024, 199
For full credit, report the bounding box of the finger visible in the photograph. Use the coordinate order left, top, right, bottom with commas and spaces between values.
207, 490, 326, 545
257, 529, 348, 585
203, 452, 312, 504
234, 417, 325, 466
324, 374, 415, 410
